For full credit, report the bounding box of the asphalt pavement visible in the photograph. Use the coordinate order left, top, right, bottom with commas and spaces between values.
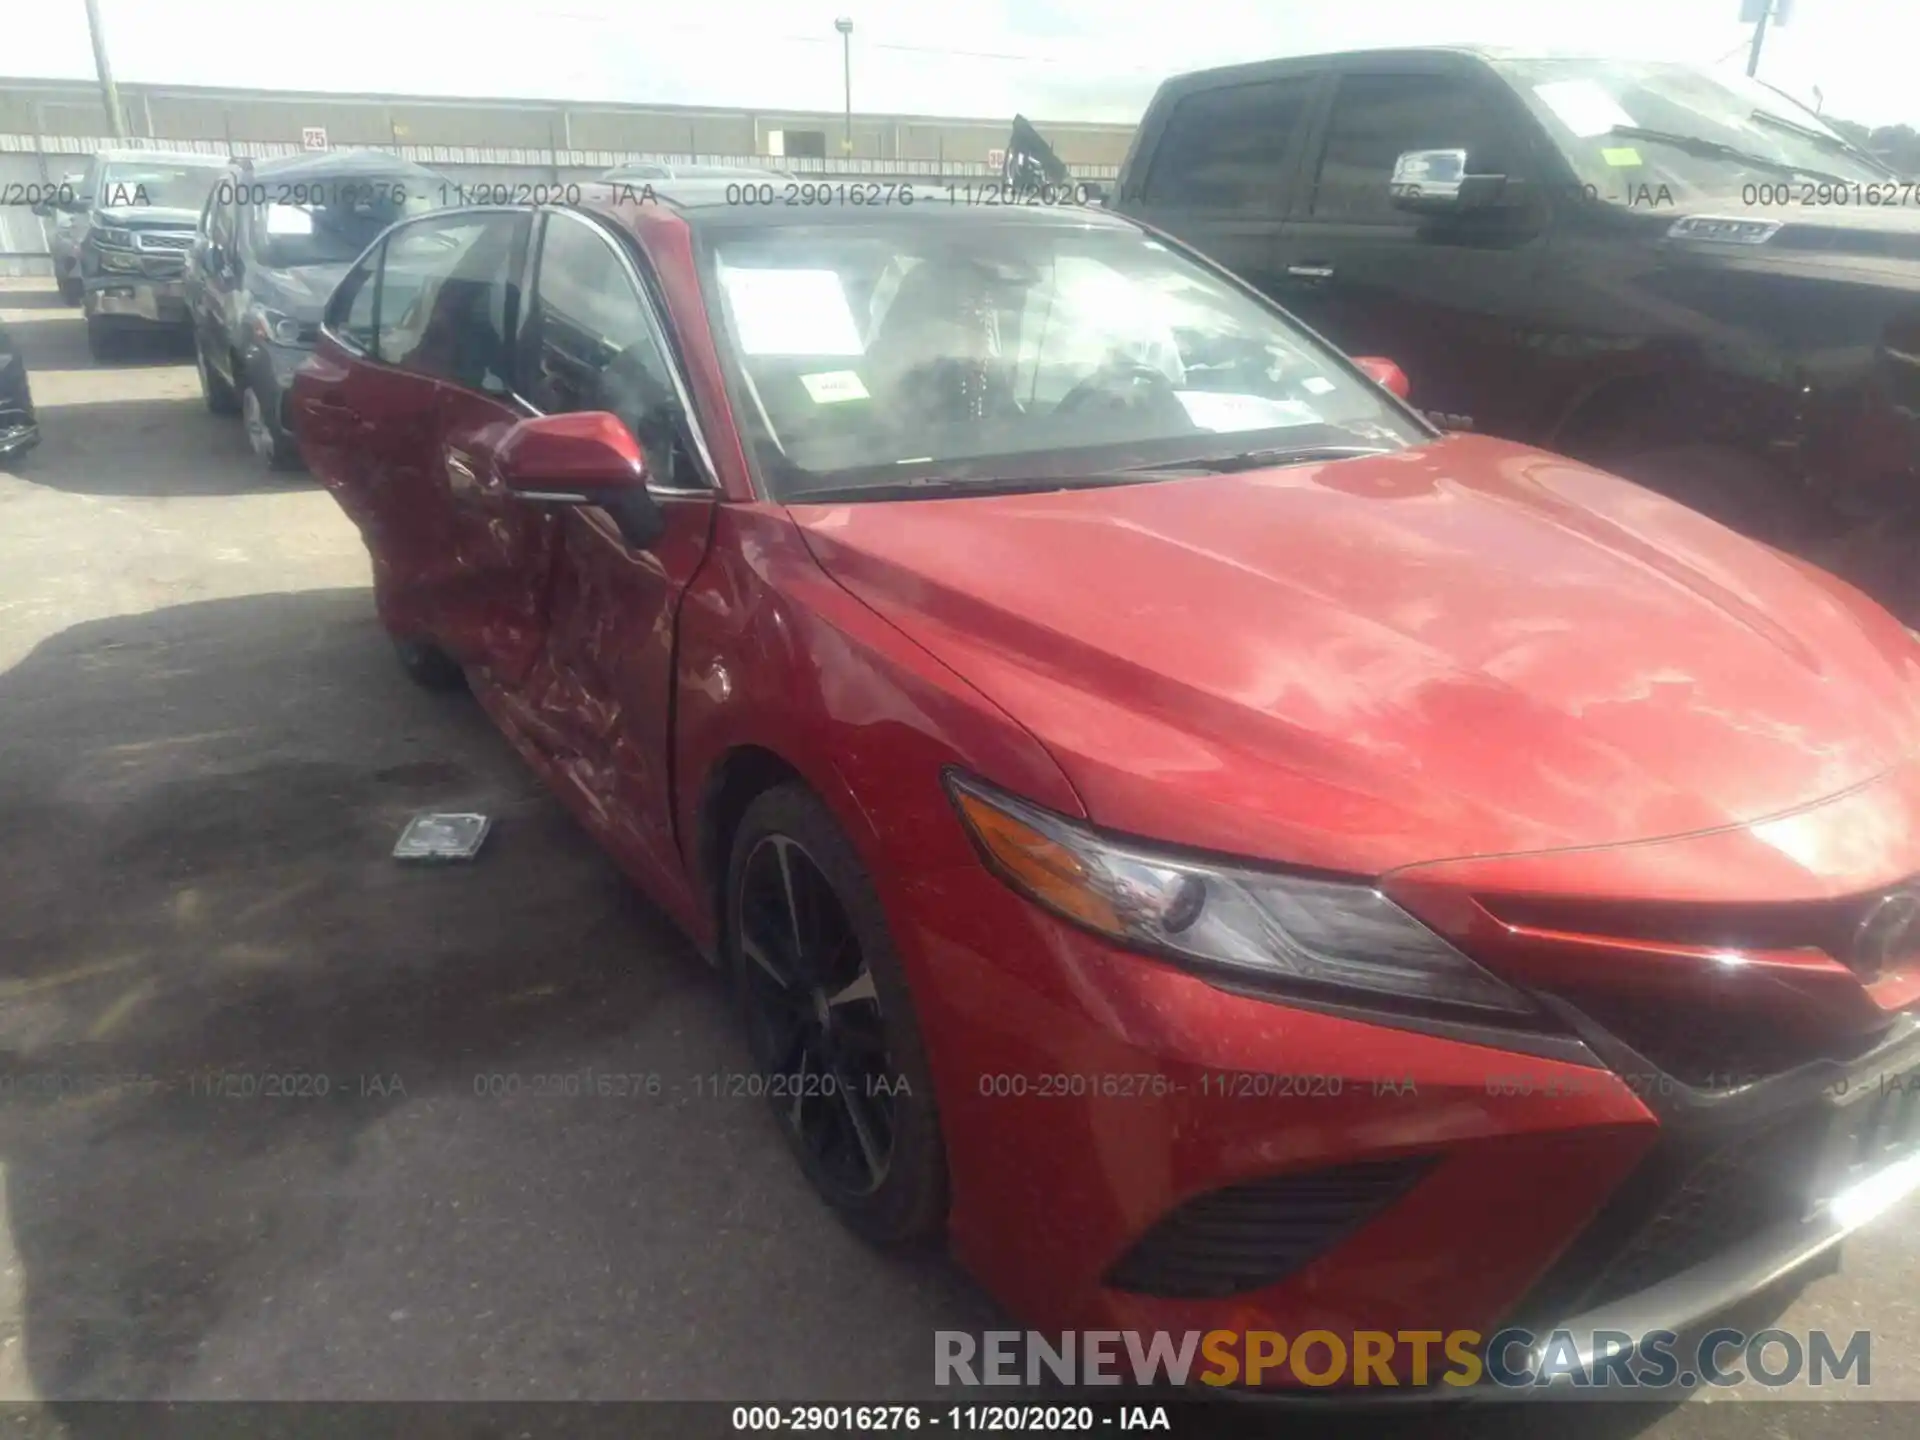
0, 277, 1912, 1437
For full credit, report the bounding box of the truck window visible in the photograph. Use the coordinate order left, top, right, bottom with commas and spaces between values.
1311, 72, 1515, 221
1141, 77, 1317, 211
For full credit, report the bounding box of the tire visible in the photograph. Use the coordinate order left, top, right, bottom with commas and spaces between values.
724, 783, 948, 1249
85, 316, 119, 362
391, 636, 467, 692
197, 336, 241, 416
56, 274, 82, 306
243, 376, 302, 472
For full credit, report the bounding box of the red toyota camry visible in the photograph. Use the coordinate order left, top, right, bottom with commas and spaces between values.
291, 182, 1920, 1386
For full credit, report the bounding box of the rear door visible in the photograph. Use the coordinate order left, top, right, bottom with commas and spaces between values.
1120, 71, 1327, 300
189, 174, 241, 381
504, 207, 719, 889
1272, 59, 1555, 437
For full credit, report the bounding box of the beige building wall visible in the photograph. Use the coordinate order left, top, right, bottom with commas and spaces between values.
0, 78, 1136, 168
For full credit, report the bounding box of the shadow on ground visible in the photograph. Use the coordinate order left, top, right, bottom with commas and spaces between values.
0, 588, 995, 1406
9, 394, 303, 498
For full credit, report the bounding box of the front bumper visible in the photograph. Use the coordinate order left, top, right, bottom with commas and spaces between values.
893, 860, 1919, 1391
83, 275, 190, 327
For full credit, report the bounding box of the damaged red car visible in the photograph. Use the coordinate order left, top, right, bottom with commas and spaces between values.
292, 184, 1920, 1388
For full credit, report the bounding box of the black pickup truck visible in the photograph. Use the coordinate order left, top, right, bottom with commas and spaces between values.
1103, 47, 1920, 620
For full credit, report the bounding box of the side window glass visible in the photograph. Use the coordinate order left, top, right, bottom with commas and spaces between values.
381, 212, 529, 393
207, 183, 235, 250
1141, 78, 1317, 210
524, 213, 693, 483
1311, 73, 1514, 221
326, 243, 381, 353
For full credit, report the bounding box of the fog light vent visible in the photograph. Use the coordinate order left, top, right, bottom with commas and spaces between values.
1103, 1156, 1435, 1299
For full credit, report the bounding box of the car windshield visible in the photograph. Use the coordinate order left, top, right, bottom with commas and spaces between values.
247, 179, 439, 267
98, 162, 223, 211
1495, 58, 1887, 203
698, 219, 1426, 500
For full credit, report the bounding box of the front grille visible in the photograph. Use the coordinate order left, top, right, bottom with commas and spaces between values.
1485, 881, 1920, 982
134, 231, 193, 252
1511, 1033, 1920, 1326
1104, 1157, 1434, 1300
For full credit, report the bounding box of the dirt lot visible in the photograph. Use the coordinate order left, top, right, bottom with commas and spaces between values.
0, 277, 1914, 1434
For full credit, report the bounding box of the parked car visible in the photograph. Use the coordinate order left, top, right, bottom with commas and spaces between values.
1111, 47, 1920, 620
45, 149, 229, 359
0, 317, 39, 463
292, 185, 1920, 1387
30, 170, 91, 304
599, 161, 787, 182
186, 148, 444, 470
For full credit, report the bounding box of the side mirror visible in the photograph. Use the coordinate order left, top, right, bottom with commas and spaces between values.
1353, 356, 1410, 401
205, 242, 225, 272
495, 411, 666, 548
1389, 148, 1514, 214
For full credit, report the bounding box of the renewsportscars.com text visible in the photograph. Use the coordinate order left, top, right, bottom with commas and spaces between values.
935, 1327, 1872, 1390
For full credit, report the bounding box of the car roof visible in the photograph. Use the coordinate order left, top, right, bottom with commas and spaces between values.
94, 148, 228, 167
1159, 44, 1699, 90
240, 147, 441, 182
603, 178, 1138, 231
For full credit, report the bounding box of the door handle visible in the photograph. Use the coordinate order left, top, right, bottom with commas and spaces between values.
1286, 263, 1336, 281
444, 449, 482, 498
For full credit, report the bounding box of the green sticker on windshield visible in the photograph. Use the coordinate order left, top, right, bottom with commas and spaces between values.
1601, 146, 1643, 167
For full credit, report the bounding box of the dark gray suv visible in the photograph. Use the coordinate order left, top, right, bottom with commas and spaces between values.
186, 149, 443, 470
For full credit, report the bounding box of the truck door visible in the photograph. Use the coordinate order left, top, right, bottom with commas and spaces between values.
1119, 72, 1327, 302
1273, 61, 1555, 439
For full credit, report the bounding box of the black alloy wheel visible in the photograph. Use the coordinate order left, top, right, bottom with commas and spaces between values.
726, 784, 947, 1246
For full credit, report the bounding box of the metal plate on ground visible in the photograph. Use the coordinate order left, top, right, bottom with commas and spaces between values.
393, 811, 492, 862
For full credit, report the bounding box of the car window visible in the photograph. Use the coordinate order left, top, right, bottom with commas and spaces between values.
699, 219, 1427, 500
380, 212, 528, 394
522, 212, 694, 484
1495, 57, 1888, 202
206, 182, 236, 250
97, 162, 223, 211
1141, 78, 1317, 211
1311, 72, 1516, 221
326, 244, 382, 352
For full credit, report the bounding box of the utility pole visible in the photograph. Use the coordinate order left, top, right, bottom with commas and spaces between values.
1745, 0, 1772, 77
82, 0, 127, 140
836, 17, 854, 157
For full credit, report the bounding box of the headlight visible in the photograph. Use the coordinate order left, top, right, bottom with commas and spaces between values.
91, 226, 136, 250
249, 306, 305, 347
98, 250, 143, 273
946, 771, 1536, 1017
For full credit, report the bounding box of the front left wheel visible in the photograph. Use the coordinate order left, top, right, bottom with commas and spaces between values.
725, 783, 949, 1249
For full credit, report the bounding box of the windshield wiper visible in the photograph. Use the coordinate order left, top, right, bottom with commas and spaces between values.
1161, 444, 1396, 474
1606, 125, 1854, 188
790, 469, 1198, 504
1748, 108, 1894, 177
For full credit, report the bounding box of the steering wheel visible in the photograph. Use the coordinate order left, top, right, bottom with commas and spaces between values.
1053, 361, 1180, 416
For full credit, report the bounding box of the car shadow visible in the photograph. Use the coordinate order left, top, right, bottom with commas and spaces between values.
9, 395, 304, 497
0, 588, 1001, 1405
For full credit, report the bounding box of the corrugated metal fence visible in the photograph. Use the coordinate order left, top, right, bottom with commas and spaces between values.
0, 134, 1122, 274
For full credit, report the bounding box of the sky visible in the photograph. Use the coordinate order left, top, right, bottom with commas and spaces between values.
11, 0, 1918, 130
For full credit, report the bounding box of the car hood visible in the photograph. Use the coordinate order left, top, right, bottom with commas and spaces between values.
791, 435, 1920, 875
93, 205, 201, 231
253, 262, 353, 323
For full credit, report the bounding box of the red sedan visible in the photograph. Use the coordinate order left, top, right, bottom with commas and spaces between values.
291, 183, 1920, 1386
